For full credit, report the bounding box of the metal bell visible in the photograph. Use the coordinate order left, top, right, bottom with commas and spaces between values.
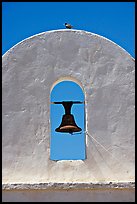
55, 114, 82, 133
53, 101, 82, 133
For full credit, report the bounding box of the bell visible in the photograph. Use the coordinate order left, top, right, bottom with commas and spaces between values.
54, 101, 82, 133
56, 114, 82, 133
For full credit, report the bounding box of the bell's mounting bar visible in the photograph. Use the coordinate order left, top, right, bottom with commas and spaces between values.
51, 101, 84, 104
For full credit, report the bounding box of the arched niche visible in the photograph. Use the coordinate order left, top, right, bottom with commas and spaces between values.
50, 78, 86, 160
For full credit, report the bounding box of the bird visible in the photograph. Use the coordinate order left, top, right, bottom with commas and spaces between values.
64, 23, 73, 29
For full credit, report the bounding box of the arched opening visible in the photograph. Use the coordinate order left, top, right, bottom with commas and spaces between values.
50, 79, 86, 160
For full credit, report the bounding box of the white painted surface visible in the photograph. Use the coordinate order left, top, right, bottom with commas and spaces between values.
2, 189, 135, 202
2, 29, 135, 184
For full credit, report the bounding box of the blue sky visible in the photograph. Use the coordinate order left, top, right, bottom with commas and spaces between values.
2, 2, 135, 58
50, 81, 85, 160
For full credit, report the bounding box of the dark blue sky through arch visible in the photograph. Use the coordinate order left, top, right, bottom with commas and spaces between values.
50, 80, 86, 160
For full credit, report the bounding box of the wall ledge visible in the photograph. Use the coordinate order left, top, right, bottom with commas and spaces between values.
2, 182, 135, 191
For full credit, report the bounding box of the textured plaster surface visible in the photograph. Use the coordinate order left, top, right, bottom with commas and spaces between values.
2, 189, 135, 202
2, 182, 135, 190
2, 29, 135, 184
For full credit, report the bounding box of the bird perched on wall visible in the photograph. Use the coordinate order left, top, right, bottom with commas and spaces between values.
64, 23, 73, 29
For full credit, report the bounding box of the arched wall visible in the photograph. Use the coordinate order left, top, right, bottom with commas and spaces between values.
2, 29, 135, 184
50, 76, 85, 93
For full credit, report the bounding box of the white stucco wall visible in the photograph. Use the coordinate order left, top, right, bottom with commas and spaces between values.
2, 189, 135, 202
2, 29, 135, 185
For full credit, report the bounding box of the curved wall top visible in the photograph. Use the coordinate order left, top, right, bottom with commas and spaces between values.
2, 29, 135, 184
